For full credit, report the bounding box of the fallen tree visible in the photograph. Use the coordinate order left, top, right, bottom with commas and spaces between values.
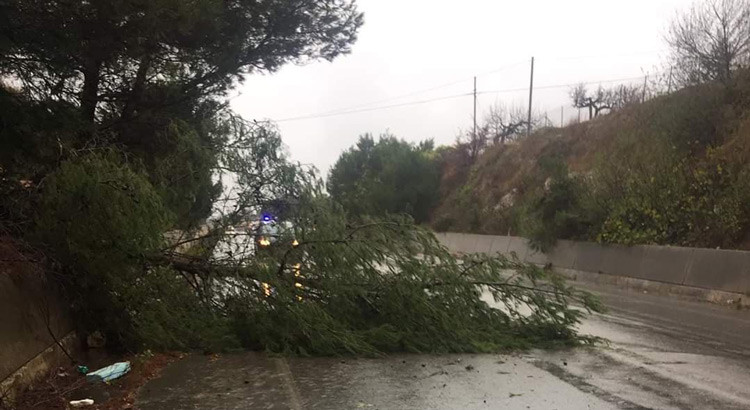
32, 117, 603, 355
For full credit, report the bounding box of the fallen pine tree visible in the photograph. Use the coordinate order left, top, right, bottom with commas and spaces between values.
33, 117, 603, 355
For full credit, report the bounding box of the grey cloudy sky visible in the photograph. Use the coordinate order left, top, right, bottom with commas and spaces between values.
230, 0, 694, 175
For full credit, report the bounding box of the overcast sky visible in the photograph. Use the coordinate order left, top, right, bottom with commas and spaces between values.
230, 0, 694, 176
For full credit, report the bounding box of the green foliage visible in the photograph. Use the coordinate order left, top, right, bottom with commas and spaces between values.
220, 205, 603, 355
126, 266, 239, 352
1, 0, 363, 230
34, 152, 169, 272
0, 0, 363, 119
156, 121, 604, 355
515, 159, 600, 251
595, 148, 750, 247
149, 120, 222, 228
32, 152, 174, 348
328, 134, 441, 223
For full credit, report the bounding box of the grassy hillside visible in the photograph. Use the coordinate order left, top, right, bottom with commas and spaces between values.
432, 72, 750, 250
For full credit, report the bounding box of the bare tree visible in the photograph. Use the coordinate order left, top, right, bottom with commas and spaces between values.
570, 84, 644, 119
667, 0, 750, 86
483, 103, 530, 145
570, 84, 613, 119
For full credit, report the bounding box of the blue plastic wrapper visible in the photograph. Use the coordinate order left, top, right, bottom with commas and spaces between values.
85, 361, 131, 383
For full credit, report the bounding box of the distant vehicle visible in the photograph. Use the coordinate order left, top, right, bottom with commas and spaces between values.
253, 213, 303, 298
255, 213, 297, 250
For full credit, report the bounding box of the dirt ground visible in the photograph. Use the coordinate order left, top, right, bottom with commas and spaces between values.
8, 351, 183, 410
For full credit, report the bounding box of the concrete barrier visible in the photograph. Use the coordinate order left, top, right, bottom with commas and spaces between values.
473, 235, 495, 254
506, 236, 531, 261
0, 238, 73, 401
637, 245, 693, 284
524, 245, 548, 265
487, 235, 511, 255
433, 232, 453, 249
0, 272, 71, 384
452, 233, 479, 254
684, 248, 750, 294
597, 244, 645, 278
436, 232, 750, 296
547, 240, 577, 269
571, 241, 605, 273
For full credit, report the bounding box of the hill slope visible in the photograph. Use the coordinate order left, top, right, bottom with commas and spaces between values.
432, 73, 750, 250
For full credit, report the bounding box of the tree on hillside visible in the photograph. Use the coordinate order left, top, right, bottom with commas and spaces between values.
667, 0, 750, 85
483, 103, 531, 145
328, 134, 441, 223
570, 84, 613, 120
570, 84, 643, 119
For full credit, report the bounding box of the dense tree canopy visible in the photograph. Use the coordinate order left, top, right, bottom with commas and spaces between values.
0, 0, 363, 122
0, 0, 363, 228
328, 134, 441, 223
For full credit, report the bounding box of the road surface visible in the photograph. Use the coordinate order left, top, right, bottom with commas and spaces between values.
137, 282, 750, 409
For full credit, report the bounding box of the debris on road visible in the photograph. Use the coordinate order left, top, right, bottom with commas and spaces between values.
86, 362, 131, 383
69, 399, 94, 407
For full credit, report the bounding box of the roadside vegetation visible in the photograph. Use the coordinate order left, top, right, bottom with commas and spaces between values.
0, 0, 601, 364
433, 0, 750, 251
328, 134, 441, 224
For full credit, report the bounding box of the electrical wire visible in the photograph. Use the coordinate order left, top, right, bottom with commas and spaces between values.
478, 73, 659, 96
273, 73, 657, 122
273, 60, 528, 120
274, 92, 473, 123
545, 49, 668, 62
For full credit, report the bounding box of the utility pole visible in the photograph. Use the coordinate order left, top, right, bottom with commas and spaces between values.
560, 106, 564, 128
642, 74, 648, 101
473, 76, 477, 140
527, 57, 534, 137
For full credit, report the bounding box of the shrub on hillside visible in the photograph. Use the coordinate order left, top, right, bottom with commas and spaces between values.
514, 158, 603, 251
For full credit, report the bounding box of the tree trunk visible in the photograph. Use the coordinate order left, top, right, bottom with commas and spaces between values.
80, 60, 102, 124
121, 55, 152, 122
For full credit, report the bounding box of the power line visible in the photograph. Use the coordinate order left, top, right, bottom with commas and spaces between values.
274, 92, 472, 123
478, 74, 656, 96
273, 73, 661, 123
546, 49, 667, 62
273, 60, 528, 120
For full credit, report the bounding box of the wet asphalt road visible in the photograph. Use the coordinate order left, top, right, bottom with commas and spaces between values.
136, 283, 750, 409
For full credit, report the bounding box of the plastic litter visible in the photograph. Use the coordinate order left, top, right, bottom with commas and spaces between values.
85, 361, 131, 383
69, 399, 94, 407
76, 365, 89, 374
